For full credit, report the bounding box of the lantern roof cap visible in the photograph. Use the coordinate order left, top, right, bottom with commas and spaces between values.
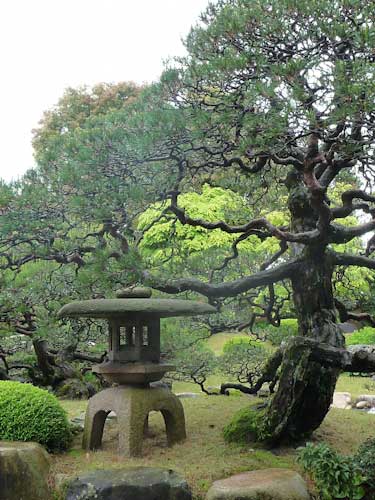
58, 298, 216, 319
116, 287, 152, 298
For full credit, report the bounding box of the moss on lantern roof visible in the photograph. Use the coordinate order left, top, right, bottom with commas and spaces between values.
57, 298, 216, 319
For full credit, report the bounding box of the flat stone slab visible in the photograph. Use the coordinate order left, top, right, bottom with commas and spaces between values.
65, 467, 192, 500
58, 299, 216, 319
0, 441, 51, 500
331, 392, 352, 409
206, 469, 310, 500
176, 392, 202, 398
338, 322, 357, 333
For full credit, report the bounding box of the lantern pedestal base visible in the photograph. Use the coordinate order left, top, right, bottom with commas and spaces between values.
82, 385, 186, 457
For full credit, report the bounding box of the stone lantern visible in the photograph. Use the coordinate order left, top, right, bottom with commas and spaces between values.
58, 287, 215, 456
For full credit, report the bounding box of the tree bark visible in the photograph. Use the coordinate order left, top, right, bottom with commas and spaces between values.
261, 173, 345, 443
32, 338, 77, 387
263, 253, 344, 442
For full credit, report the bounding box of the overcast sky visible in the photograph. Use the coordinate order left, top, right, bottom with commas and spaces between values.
0, 0, 210, 183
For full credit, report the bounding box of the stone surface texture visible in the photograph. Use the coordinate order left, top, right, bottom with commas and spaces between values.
356, 394, 375, 406
93, 361, 175, 385
347, 344, 375, 355
65, 467, 192, 500
176, 392, 202, 398
356, 400, 370, 409
58, 298, 216, 319
331, 391, 352, 409
337, 322, 357, 333
83, 385, 186, 456
0, 441, 51, 500
116, 287, 153, 298
206, 469, 310, 500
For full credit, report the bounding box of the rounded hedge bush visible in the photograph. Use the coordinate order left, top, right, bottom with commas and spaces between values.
0, 381, 71, 452
264, 319, 298, 346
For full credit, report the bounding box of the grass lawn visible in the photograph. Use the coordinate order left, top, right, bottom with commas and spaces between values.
206, 332, 249, 355
55, 394, 294, 499
335, 373, 374, 399
54, 373, 375, 500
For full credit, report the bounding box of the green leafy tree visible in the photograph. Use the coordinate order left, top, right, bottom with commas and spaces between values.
132, 0, 375, 443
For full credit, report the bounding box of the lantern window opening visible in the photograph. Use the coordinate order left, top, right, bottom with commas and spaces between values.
119, 325, 136, 347
130, 326, 136, 345
142, 326, 149, 346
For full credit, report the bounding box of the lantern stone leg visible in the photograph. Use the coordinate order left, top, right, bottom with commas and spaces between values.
82, 386, 186, 457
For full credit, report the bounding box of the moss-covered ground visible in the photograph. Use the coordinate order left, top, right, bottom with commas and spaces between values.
53, 372, 375, 500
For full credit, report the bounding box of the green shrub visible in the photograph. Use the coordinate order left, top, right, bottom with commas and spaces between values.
0, 381, 71, 452
223, 406, 266, 443
354, 438, 375, 493
221, 338, 268, 389
262, 319, 298, 346
297, 443, 366, 500
345, 327, 375, 346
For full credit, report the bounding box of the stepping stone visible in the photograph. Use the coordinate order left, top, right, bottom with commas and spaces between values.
176, 392, 201, 398
332, 392, 352, 409
65, 466, 192, 500
206, 468, 310, 500
0, 441, 51, 500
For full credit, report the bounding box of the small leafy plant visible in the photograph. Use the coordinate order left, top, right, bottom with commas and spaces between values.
353, 438, 375, 496
297, 443, 366, 500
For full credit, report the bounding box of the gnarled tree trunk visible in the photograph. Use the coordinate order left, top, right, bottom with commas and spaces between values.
264, 254, 345, 442
263, 173, 345, 442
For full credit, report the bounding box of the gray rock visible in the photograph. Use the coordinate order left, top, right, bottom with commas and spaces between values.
151, 380, 173, 390
0, 441, 51, 500
356, 400, 371, 409
332, 392, 352, 409
176, 392, 201, 398
356, 394, 375, 406
347, 344, 375, 355
206, 386, 221, 394
65, 467, 192, 500
206, 468, 310, 500
338, 322, 357, 333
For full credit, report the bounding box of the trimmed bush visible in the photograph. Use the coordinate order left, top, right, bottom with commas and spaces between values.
223, 406, 266, 443
345, 327, 375, 346
0, 381, 71, 452
261, 319, 298, 346
354, 438, 375, 494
